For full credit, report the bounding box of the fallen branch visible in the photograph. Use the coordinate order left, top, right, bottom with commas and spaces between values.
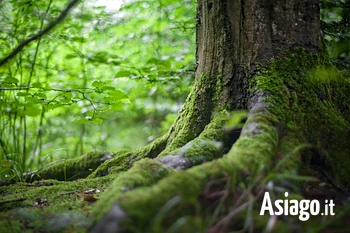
0, 198, 26, 205
0, 0, 81, 67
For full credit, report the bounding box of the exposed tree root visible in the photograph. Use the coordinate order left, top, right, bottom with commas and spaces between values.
89, 91, 281, 232
88, 52, 350, 233
3, 51, 348, 233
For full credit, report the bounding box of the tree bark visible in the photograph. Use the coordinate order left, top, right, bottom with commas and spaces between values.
86, 0, 349, 232
87, 0, 350, 232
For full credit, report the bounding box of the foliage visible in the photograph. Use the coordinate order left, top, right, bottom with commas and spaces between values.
320, 0, 350, 69
0, 0, 195, 181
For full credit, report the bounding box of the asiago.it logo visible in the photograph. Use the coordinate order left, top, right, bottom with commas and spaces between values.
260, 192, 335, 221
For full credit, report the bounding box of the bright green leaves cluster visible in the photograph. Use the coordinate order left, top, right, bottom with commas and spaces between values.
320, 0, 350, 69
0, 0, 196, 181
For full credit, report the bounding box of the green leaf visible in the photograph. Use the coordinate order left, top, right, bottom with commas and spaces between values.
147, 57, 160, 64
92, 81, 105, 88
91, 118, 103, 125
32, 82, 42, 88
115, 70, 131, 78
71, 36, 86, 42
159, 60, 171, 69
17, 92, 31, 97
110, 102, 123, 110
103, 97, 114, 103
102, 86, 115, 91
76, 118, 89, 124
35, 93, 47, 98
65, 53, 79, 59
110, 60, 121, 66
107, 89, 128, 100
120, 99, 131, 104
4, 77, 19, 84
0, 83, 15, 88
25, 106, 41, 117
60, 98, 71, 104
26, 96, 42, 104
91, 51, 109, 63
64, 92, 73, 99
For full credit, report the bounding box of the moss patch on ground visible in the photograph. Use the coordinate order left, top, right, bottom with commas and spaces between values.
0, 175, 116, 233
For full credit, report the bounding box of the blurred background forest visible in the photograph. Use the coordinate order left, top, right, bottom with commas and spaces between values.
0, 0, 349, 182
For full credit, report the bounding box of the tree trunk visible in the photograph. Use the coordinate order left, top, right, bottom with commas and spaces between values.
85, 0, 349, 232
1, 0, 349, 232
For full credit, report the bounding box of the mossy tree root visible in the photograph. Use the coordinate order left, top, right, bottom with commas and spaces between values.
31, 134, 169, 181
90, 52, 350, 232
90, 90, 283, 232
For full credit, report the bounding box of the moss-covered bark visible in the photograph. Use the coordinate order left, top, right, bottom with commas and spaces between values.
88, 51, 350, 233
1, 50, 349, 233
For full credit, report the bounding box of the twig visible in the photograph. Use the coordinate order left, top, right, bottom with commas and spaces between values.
0, 198, 26, 205
0, 0, 81, 67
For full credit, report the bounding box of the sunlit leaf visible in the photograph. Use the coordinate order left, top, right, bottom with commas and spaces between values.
91, 51, 109, 63
91, 118, 103, 125
120, 99, 131, 104
25, 106, 41, 117
17, 92, 31, 97
115, 70, 131, 78
107, 89, 128, 100
76, 118, 89, 124
92, 81, 104, 88
32, 82, 42, 88
65, 53, 79, 59
110, 102, 123, 110
26, 96, 42, 104
147, 57, 160, 64
4, 77, 19, 84
35, 93, 47, 98
102, 86, 115, 91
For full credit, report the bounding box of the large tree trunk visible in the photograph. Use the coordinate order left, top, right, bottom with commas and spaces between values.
85, 0, 349, 232
1, 0, 349, 232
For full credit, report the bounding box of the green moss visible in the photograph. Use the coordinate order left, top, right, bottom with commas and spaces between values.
251, 49, 350, 185
3, 50, 349, 233
90, 50, 348, 232
34, 151, 117, 181
226, 123, 278, 170
88, 135, 168, 178
242, 210, 292, 233
159, 113, 228, 165
161, 73, 218, 155
111, 161, 225, 232
0, 175, 115, 233
91, 50, 350, 233
87, 150, 134, 178
91, 158, 171, 221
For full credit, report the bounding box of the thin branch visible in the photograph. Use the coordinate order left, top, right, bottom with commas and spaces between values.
0, 87, 94, 91
0, 198, 27, 205
0, 0, 81, 67
0, 87, 30, 91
